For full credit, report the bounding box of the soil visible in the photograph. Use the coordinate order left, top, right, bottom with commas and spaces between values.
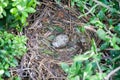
9, 1, 101, 80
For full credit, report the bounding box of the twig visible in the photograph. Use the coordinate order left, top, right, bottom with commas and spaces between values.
104, 66, 120, 80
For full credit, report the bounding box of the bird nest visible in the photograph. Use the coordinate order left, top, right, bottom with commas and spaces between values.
10, 1, 101, 80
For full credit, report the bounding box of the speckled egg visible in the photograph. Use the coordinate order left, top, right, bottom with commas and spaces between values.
52, 34, 69, 48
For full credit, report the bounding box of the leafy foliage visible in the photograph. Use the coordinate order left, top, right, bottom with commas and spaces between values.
61, 40, 107, 80
0, 31, 27, 79
91, 18, 120, 50
0, 0, 37, 31
0, 0, 37, 79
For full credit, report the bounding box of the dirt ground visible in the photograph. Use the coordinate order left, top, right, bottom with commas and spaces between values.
10, 1, 101, 80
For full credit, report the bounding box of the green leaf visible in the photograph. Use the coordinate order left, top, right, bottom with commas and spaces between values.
91, 39, 97, 52
10, 62, 16, 67
90, 18, 105, 28
55, 0, 61, 5
5, 64, 9, 70
116, 37, 120, 44
0, 70, 4, 75
22, 11, 28, 17
76, 26, 85, 33
0, 6, 3, 15
61, 62, 69, 73
0, 15, 3, 18
17, 5, 25, 11
96, 29, 107, 40
28, 0, 37, 7
110, 36, 120, 49
3, 10, 6, 16
0, 50, 7, 54
0, 38, 4, 47
85, 63, 92, 73
100, 42, 109, 50
74, 76, 80, 80
111, 36, 117, 46
114, 23, 120, 34
10, 8, 18, 14
113, 1, 119, 10
2, 2, 8, 8
74, 51, 94, 61
113, 45, 120, 50
14, 76, 21, 80
42, 49, 54, 55
97, 9, 106, 21
48, 35, 55, 41
74, 55, 88, 61
110, 8, 117, 14
26, 7, 36, 13
21, 16, 26, 24
108, 19, 113, 25
12, 59, 18, 66
71, 0, 75, 6
71, 61, 81, 74
5, 71, 10, 77
90, 75, 98, 80
54, 26, 64, 33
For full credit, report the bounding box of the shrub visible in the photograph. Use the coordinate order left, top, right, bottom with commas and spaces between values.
0, 0, 37, 31
0, 31, 27, 79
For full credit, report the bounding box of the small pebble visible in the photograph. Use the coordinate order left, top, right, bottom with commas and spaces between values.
52, 34, 69, 48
